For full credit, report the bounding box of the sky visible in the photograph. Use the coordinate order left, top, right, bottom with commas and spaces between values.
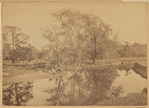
2, 2, 147, 50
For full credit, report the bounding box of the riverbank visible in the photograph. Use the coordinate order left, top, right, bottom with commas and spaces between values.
96, 62, 147, 106
132, 63, 147, 79
3, 58, 147, 85
3, 66, 67, 85
2, 59, 147, 106
96, 92, 147, 106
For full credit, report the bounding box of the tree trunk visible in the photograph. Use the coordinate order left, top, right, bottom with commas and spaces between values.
12, 83, 17, 105
92, 70, 97, 103
72, 75, 76, 101
54, 47, 60, 70
15, 83, 19, 106
92, 35, 97, 64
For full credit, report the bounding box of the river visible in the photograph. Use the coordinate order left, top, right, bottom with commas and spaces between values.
3, 68, 147, 106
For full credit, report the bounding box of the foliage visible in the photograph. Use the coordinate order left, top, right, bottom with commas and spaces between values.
117, 42, 147, 57
3, 82, 33, 106
42, 9, 117, 64
2, 25, 31, 64
45, 64, 120, 106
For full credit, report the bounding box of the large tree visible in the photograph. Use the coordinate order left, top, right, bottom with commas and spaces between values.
2, 25, 31, 65
82, 13, 113, 63
41, 27, 66, 70
52, 9, 114, 63
52, 9, 89, 61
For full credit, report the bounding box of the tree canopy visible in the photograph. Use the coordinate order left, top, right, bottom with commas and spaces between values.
41, 9, 117, 64
2, 25, 32, 64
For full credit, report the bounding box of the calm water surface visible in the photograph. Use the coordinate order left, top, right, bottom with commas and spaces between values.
110, 69, 147, 97
3, 69, 147, 106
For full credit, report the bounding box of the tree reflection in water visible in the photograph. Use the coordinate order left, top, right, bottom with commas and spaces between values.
3, 65, 129, 106
3, 81, 33, 106
46, 66, 123, 106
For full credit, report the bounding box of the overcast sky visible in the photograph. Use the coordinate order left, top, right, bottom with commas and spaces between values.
3, 2, 147, 50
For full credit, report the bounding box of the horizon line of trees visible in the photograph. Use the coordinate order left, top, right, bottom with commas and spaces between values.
2, 9, 147, 66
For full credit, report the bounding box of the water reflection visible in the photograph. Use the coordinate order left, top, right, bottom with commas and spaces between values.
3, 82, 33, 106
26, 78, 57, 106
3, 68, 147, 106
110, 69, 147, 97
45, 67, 120, 105
3, 78, 58, 106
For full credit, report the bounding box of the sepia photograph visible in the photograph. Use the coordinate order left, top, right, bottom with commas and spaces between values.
1, 1, 148, 106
